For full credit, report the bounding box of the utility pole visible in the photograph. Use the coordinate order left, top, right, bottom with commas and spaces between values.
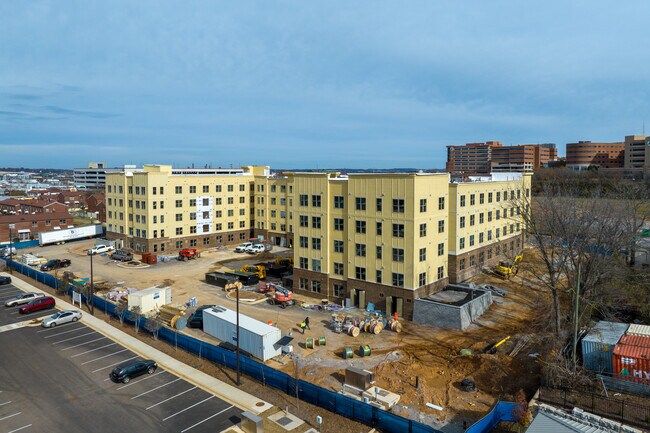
89, 252, 95, 315
236, 286, 240, 386
8, 224, 14, 274
572, 264, 581, 370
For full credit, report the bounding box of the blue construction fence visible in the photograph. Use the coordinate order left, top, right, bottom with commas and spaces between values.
4, 258, 516, 433
1, 239, 40, 249
466, 402, 518, 433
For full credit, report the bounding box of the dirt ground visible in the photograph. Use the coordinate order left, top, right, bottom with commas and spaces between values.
25, 240, 546, 431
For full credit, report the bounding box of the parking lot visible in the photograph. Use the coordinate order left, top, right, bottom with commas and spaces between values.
0, 283, 242, 433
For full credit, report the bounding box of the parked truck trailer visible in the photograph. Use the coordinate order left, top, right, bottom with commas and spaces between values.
38, 224, 103, 246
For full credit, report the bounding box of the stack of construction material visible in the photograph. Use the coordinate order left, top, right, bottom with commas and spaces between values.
332, 314, 391, 337
158, 304, 186, 329
225, 281, 243, 291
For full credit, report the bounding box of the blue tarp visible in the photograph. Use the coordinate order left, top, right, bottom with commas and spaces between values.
467, 401, 518, 433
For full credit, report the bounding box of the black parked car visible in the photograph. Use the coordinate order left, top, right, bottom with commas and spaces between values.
40, 259, 71, 272
109, 359, 157, 384
188, 305, 215, 329
0, 275, 11, 285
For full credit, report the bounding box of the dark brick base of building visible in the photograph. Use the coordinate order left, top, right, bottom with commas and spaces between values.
107, 229, 250, 253
291, 268, 448, 320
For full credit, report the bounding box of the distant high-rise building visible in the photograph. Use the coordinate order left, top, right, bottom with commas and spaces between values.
446, 141, 502, 175
74, 162, 143, 190
565, 141, 624, 171
624, 135, 648, 170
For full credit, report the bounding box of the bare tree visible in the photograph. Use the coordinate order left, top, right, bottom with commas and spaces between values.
144, 316, 162, 340
130, 306, 142, 333
114, 301, 128, 325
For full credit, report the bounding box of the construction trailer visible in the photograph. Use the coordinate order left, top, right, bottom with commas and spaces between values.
202, 306, 282, 362
205, 272, 239, 288
127, 286, 172, 314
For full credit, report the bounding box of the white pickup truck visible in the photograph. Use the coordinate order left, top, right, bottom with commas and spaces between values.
88, 244, 115, 255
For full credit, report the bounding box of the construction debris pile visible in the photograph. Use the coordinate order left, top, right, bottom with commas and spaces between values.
104, 287, 137, 302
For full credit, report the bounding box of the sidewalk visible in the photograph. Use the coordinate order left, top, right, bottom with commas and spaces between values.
3, 272, 273, 416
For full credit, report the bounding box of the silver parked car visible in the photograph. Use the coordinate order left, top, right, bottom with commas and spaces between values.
5, 292, 44, 307
41, 310, 82, 328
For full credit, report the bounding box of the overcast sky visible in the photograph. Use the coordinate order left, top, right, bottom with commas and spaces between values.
1, 1, 649, 169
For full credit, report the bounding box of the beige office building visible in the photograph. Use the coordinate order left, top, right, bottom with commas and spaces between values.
105, 165, 269, 253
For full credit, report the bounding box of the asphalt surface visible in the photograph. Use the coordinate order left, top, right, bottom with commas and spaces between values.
0, 283, 242, 433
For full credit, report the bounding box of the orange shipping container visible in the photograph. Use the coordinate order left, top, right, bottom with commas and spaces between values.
612, 335, 650, 385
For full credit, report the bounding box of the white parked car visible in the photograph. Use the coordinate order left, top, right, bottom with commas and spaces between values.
234, 242, 253, 253
88, 244, 115, 255
246, 244, 265, 254
5, 292, 44, 307
41, 310, 82, 328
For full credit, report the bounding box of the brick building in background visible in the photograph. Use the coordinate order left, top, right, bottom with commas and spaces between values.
447, 142, 556, 175
0, 212, 74, 243
0, 198, 68, 215
565, 141, 625, 170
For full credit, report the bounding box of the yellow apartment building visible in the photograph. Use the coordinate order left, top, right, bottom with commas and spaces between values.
105, 165, 269, 252
254, 171, 450, 319
106, 164, 531, 319
448, 173, 531, 282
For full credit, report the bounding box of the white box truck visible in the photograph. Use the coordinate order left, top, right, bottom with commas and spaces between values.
38, 224, 103, 246
203, 306, 282, 361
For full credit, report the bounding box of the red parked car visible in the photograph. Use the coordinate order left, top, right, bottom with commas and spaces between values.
19, 296, 55, 314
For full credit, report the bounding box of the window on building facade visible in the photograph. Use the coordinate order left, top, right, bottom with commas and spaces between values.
334, 196, 344, 209
479, 232, 484, 243
376, 221, 382, 235
189, 186, 196, 194
420, 198, 427, 212
299, 194, 308, 206
333, 284, 344, 297
460, 216, 465, 228
438, 197, 445, 210
356, 243, 366, 257
392, 223, 404, 238
311, 280, 321, 293
356, 197, 366, 211
312, 259, 321, 272
392, 198, 404, 213
460, 195, 466, 207
176, 227, 183, 235
470, 215, 475, 226
312, 238, 321, 250
299, 215, 308, 227
392, 248, 404, 262
437, 266, 444, 279
419, 223, 427, 237
312, 195, 321, 207
470, 194, 475, 206
392, 273, 404, 287
312, 216, 321, 229
419, 272, 426, 286
460, 237, 465, 249
355, 267, 366, 280
175, 186, 182, 194
376, 245, 382, 259
334, 263, 344, 275
334, 218, 344, 231
300, 236, 308, 248
419, 247, 426, 262
438, 243, 444, 256
469, 235, 475, 246
299, 257, 308, 269
355, 220, 366, 234
479, 213, 484, 224
334, 240, 344, 253
376, 197, 382, 211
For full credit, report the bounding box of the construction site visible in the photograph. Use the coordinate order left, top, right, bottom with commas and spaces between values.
15, 239, 545, 430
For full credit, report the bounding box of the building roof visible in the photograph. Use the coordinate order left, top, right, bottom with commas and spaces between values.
582, 321, 629, 345
0, 212, 72, 223
527, 404, 642, 433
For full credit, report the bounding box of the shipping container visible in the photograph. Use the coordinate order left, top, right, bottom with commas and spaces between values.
626, 324, 650, 338
612, 335, 650, 385
203, 306, 282, 362
581, 321, 628, 374
205, 272, 238, 288
127, 286, 172, 314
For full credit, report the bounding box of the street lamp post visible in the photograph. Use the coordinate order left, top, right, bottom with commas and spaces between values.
89, 251, 95, 315
236, 285, 240, 386
8, 224, 15, 274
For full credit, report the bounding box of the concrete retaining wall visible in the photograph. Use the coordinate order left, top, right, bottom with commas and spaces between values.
412, 289, 492, 329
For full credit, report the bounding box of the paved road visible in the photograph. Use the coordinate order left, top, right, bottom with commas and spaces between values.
0, 285, 242, 433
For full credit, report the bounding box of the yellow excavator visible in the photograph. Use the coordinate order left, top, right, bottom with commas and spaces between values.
240, 264, 266, 280
494, 253, 523, 279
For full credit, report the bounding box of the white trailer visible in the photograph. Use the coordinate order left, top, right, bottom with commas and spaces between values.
38, 224, 103, 246
127, 286, 172, 314
203, 306, 282, 362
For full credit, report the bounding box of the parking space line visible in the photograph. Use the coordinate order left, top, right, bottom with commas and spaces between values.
43, 327, 88, 338
60, 336, 106, 351
81, 348, 128, 365
116, 370, 165, 389
131, 378, 181, 399
0, 412, 21, 421
37, 323, 83, 333
7, 425, 32, 433
181, 406, 234, 432
0, 286, 18, 292
51, 331, 96, 344
162, 396, 214, 421
146, 386, 196, 410
0, 293, 22, 300
0, 400, 11, 406
71, 342, 116, 358
92, 356, 138, 373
